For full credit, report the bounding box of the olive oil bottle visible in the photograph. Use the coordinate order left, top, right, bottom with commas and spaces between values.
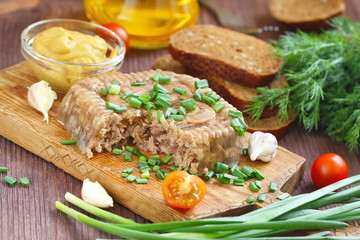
84, 0, 199, 49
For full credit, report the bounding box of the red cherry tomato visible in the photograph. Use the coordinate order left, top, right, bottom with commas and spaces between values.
162, 170, 207, 209
311, 153, 349, 188
99, 23, 130, 53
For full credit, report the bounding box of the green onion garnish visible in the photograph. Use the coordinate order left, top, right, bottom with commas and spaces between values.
125, 146, 135, 153
148, 158, 159, 166
270, 182, 277, 192
169, 115, 184, 121
139, 156, 147, 162
154, 83, 168, 93
120, 91, 133, 99
137, 161, 148, 168
161, 155, 172, 164
241, 166, 254, 177
156, 170, 165, 179
129, 97, 142, 109
157, 110, 163, 123
121, 172, 129, 178
201, 95, 216, 105
3, 175, 17, 186
230, 117, 248, 136
213, 103, 225, 112
230, 165, 240, 173
100, 87, 109, 96
131, 82, 146, 86
214, 162, 229, 173
122, 168, 134, 174
151, 73, 162, 81
105, 102, 128, 112
165, 107, 178, 119
180, 99, 196, 111
159, 76, 171, 84
233, 178, 245, 186
19, 177, 30, 187
232, 169, 248, 179
112, 148, 123, 155
138, 94, 151, 104
255, 180, 262, 189
195, 79, 209, 89
0, 167, 8, 172
126, 175, 136, 182
61, 139, 77, 145
178, 106, 186, 115
193, 88, 202, 101
258, 193, 266, 202
210, 92, 221, 102
141, 171, 150, 179
132, 148, 143, 157
170, 165, 179, 171
242, 148, 249, 155
254, 169, 265, 180
136, 178, 149, 184
150, 155, 160, 159
277, 193, 291, 200
124, 153, 132, 162
143, 102, 155, 110
228, 110, 243, 118
152, 165, 160, 172
155, 96, 171, 109
245, 196, 255, 203
173, 87, 188, 95
205, 170, 215, 180
109, 84, 121, 95
139, 165, 151, 173
216, 174, 230, 184
223, 173, 238, 180
183, 167, 190, 172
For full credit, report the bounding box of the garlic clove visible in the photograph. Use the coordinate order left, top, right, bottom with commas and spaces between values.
248, 131, 278, 162
81, 179, 113, 208
27, 80, 57, 123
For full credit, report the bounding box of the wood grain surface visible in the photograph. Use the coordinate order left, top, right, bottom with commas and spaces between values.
0, 0, 359, 240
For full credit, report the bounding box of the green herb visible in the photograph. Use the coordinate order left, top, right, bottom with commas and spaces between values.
278, 193, 291, 200
105, 102, 128, 112
125, 175, 136, 182
124, 153, 132, 162
241, 166, 254, 177
122, 168, 133, 174
120, 172, 129, 178
153, 83, 168, 93
19, 177, 30, 187
132, 148, 143, 157
173, 87, 188, 95
100, 87, 108, 96
216, 174, 230, 184
152, 165, 160, 172
228, 110, 243, 118
135, 178, 148, 184
233, 178, 245, 186
195, 79, 209, 89
258, 193, 266, 203
0, 167, 8, 172
247, 17, 360, 152
61, 139, 77, 145
205, 170, 215, 180
151, 73, 162, 81
249, 182, 260, 192
193, 88, 202, 101
108, 84, 121, 95
3, 175, 17, 186
183, 167, 190, 172
214, 162, 229, 173
232, 169, 247, 179
209, 92, 221, 102
125, 146, 135, 153
169, 115, 184, 121
147, 158, 159, 166
230, 117, 248, 136
180, 99, 196, 111
170, 165, 179, 171
242, 148, 249, 156
164, 107, 177, 118
178, 106, 186, 115
139, 165, 151, 173
120, 91, 133, 99
156, 170, 165, 179
254, 169, 265, 180
129, 97, 142, 109
155, 96, 171, 109
138, 94, 151, 104
161, 155, 172, 164
201, 95, 216, 105
112, 148, 123, 155
158, 76, 171, 84
157, 110, 163, 123
270, 182, 277, 193
213, 103, 225, 112
139, 156, 147, 162
141, 171, 150, 179
255, 180, 262, 189
131, 82, 146, 86
245, 196, 255, 204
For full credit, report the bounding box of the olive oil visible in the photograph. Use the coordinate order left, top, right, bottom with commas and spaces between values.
84, 0, 199, 49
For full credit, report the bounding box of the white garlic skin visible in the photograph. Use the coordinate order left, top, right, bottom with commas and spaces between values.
27, 80, 57, 123
81, 179, 113, 208
248, 131, 278, 162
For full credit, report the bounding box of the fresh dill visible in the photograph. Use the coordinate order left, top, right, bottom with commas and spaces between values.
247, 17, 360, 151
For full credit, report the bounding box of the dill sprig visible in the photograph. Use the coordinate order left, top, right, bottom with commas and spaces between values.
247, 17, 360, 152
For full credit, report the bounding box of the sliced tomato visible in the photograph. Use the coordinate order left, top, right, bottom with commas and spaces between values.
311, 153, 349, 188
162, 170, 207, 209
97, 23, 130, 53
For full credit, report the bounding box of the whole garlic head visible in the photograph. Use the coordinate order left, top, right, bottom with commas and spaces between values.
81, 179, 113, 208
27, 80, 57, 123
248, 131, 278, 162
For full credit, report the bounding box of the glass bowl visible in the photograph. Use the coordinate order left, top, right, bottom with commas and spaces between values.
21, 19, 126, 93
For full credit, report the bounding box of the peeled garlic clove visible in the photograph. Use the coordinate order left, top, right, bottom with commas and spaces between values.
248, 131, 278, 162
27, 80, 57, 123
81, 179, 113, 208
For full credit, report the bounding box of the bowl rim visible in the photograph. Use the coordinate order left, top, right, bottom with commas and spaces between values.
21, 18, 126, 67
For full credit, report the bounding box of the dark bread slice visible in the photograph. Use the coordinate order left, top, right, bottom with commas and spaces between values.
269, 0, 345, 31
152, 54, 287, 118
169, 24, 282, 87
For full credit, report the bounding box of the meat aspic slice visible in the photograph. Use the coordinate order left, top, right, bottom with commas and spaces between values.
57, 70, 245, 175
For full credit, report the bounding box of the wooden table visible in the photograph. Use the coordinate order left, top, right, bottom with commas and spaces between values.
0, 0, 359, 239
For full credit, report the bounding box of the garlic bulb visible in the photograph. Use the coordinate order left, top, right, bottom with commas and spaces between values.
248, 131, 278, 162
81, 179, 113, 208
27, 80, 57, 123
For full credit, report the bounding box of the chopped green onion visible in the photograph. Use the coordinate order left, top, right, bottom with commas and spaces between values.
112, 148, 123, 155
150, 155, 160, 159
125, 146, 135, 153
3, 175, 17, 186
156, 93, 171, 101
151, 73, 162, 81
165, 107, 178, 118
170, 165, 179, 171
120, 172, 129, 178
254, 169, 265, 180
149, 89, 157, 100
232, 169, 248, 179
180, 99, 197, 111
120, 91, 133, 99
223, 173, 238, 180
169, 115, 184, 121
270, 182, 277, 193
126, 175, 136, 182
277, 193, 291, 200
131, 82, 146, 86
210, 92, 221, 102
242, 148, 249, 156
153, 83, 168, 93
143, 102, 155, 110
132, 148, 143, 157
204, 91, 212, 95
230, 164, 240, 173
152, 165, 160, 172
109, 84, 121, 95
110, 80, 118, 85
129, 97, 142, 109
138, 94, 151, 104
105, 102, 128, 112
233, 178, 245, 186
201, 95, 216, 105
230, 117, 248, 136
141, 171, 150, 179
255, 180, 262, 189
213, 103, 225, 112
139, 156, 147, 162
241, 166, 254, 177
136, 178, 148, 184
193, 88, 202, 101
61, 139, 77, 145
173, 87, 188, 95
228, 110, 243, 118
178, 106, 186, 115
159, 76, 171, 84
195, 79, 209, 89
139, 165, 151, 173
124, 153, 132, 162
122, 168, 134, 174
214, 162, 229, 173
155, 96, 171, 109
100, 87, 108, 96
0, 167, 8, 172
205, 170, 215, 180
19, 177, 30, 187
249, 182, 260, 192
161, 155, 172, 164
216, 174, 230, 184
246, 196, 255, 203
137, 161, 148, 168
157, 110, 163, 123
183, 167, 190, 172
156, 170, 165, 179
148, 158, 159, 166
258, 193, 266, 203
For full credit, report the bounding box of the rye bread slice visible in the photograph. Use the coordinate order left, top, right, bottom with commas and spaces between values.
169, 25, 282, 87
152, 54, 288, 118
269, 0, 345, 31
